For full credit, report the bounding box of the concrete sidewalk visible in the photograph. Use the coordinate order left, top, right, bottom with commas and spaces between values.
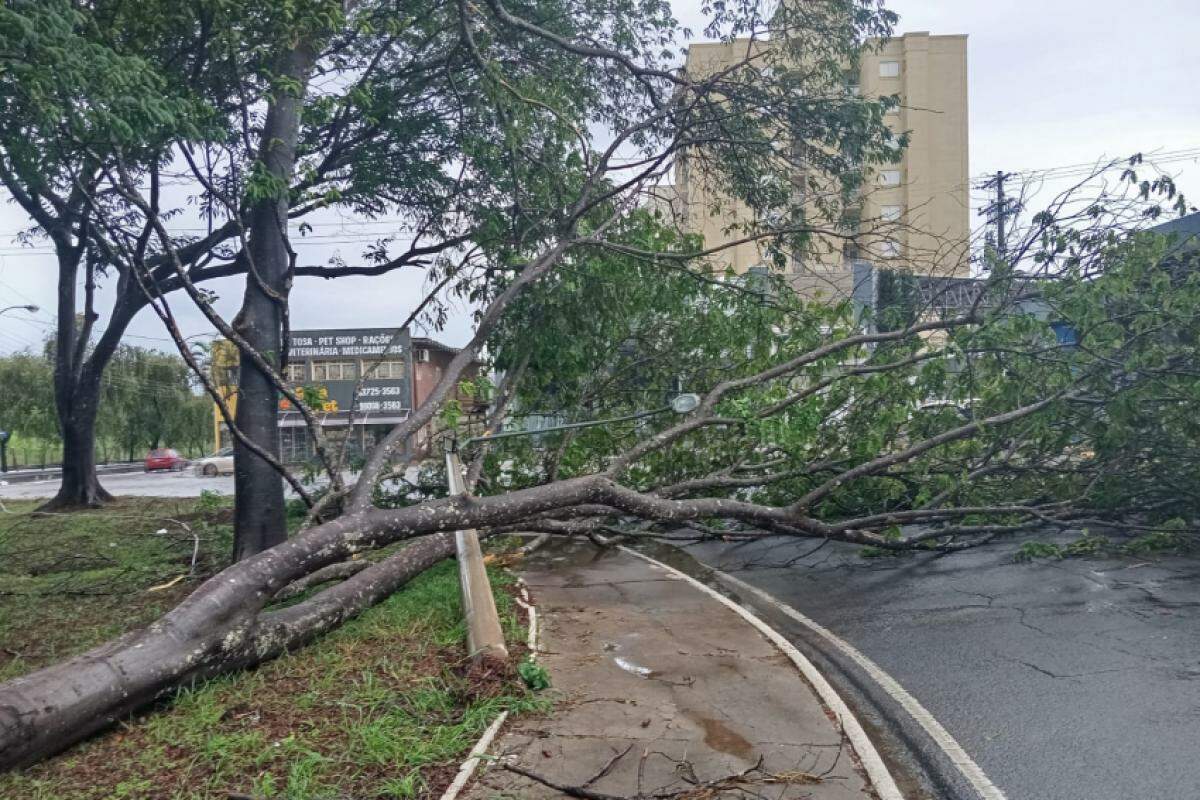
468, 540, 885, 799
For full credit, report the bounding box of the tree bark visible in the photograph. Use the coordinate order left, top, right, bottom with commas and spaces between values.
38, 250, 140, 509
48, 399, 111, 508
0, 474, 609, 770
231, 45, 315, 561
0, 527, 459, 770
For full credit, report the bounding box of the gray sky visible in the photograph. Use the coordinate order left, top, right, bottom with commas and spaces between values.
2, 0, 1198, 355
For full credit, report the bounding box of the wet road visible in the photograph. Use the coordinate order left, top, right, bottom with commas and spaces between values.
685, 533, 1200, 800
0, 469, 241, 499
0, 468, 393, 500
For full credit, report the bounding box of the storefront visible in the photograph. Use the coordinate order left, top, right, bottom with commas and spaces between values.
212, 327, 415, 462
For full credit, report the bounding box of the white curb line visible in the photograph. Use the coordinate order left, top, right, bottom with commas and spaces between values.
438, 711, 509, 800
618, 546, 905, 800
712, 569, 1007, 800
439, 579, 541, 800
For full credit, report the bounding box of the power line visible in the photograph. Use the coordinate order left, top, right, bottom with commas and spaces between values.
0, 218, 419, 240
0, 233, 421, 257
974, 146, 1200, 184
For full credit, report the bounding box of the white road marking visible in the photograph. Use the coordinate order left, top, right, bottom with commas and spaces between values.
617, 546, 905, 800
711, 568, 1008, 800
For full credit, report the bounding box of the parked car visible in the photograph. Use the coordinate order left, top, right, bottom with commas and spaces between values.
192, 448, 235, 477
144, 448, 188, 472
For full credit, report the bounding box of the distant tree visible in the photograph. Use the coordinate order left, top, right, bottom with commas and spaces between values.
0, 343, 209, 465
96, 346, 209, 460
0, 352, 58, 462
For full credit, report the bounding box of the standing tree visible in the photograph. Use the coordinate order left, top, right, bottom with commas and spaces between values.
0, 0, 471, 519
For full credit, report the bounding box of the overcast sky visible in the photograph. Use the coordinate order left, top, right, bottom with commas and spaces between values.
2, 0, 1198, 355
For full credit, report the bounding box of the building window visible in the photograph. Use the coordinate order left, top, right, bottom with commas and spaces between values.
312, 361, 357, 381
364, 360, 406, 379
878, 170, 901, 187
280, 426, 314, 464
881, 205, 903, 222
842, 68, 860, 96
881, 240, 901, 258
285, 362, 307, 383
879, 61, 900, 78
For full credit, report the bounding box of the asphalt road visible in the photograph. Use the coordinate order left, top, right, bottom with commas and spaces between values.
684, 532, 1200, 800
0, 469, 238, 499
0, 468, 384, 500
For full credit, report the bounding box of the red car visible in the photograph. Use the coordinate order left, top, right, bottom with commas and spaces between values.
144, 448, 187, 472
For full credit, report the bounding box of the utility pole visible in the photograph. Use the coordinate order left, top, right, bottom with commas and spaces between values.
993, 170, 1009, 260
445, 450, 509, 664
979, 171, 1015, 267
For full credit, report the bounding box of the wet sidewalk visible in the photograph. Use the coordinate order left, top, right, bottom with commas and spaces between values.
467, 540, 886, 798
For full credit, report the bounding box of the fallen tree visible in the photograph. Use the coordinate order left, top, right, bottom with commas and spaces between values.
4, 221, 1198, 767
1, 0, 1198, 773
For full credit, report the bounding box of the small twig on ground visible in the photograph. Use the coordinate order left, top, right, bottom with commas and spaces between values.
583, 743, 636, 788
501, 763, 627, 799
146, 574, 186, 593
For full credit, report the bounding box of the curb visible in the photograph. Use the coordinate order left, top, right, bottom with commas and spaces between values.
617, 545, 905, 800
0, 463, 143, 485
710, 568, 1007, 800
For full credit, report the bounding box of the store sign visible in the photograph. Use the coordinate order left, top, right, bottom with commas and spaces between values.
288, 328, 410, 358
282, 328, 413, 418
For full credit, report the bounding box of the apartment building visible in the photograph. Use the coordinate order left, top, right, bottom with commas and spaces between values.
674, 32, 970, 300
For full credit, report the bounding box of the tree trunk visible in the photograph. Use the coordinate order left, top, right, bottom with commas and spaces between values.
231, 45, 315, 561
0, 528, 458, 770
0, 475, 611, 771
45, 400, 112, 509
39, 296, 139, 511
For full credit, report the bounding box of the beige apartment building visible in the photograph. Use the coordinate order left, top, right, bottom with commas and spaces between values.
673, 32, 970, 300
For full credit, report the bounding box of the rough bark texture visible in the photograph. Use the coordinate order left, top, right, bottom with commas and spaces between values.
0, 528, 457, 770
48, 397, 111, 508
0, 477, 608, 770
39, 264, 137, 510
231, 45, 315, 560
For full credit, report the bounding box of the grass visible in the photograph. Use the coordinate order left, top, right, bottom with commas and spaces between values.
0, 498, 543, 799
0, 496, 234, 680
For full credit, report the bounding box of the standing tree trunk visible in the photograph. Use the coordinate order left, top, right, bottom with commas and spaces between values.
54, 389, 110, 507
231, 45, 315, 561
40, 289, 140, 511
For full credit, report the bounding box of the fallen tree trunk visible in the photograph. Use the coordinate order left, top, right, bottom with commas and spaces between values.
0, 477, 606, 770
0, 473, 891, 770
0, 527, 456, 770
273, 560, 371, 602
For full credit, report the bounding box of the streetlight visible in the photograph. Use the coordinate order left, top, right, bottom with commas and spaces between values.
460, 392, 703, 450
0, 304, 39, 317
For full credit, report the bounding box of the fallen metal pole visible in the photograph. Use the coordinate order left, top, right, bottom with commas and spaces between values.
445, 451, 509, 663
